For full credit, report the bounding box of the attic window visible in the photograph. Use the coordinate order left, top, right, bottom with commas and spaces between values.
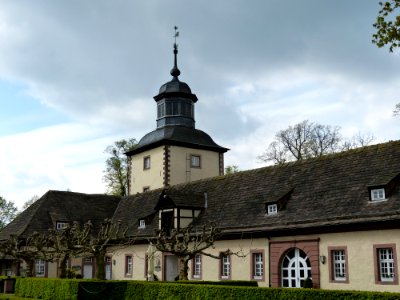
267, 204, 278, 215
56, 222, 68, 230
139, 219, 146, 229
371, 188, 386, 202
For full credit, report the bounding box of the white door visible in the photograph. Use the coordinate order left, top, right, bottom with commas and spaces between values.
105, 264, 112, 280
281, 248, 311, 288
83, 265, 93, 279
164, 256, 179, 281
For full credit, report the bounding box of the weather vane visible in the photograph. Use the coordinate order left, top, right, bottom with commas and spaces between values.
174, 26, 179, 47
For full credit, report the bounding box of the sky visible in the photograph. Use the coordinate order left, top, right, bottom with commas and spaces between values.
0, 1, 399, 209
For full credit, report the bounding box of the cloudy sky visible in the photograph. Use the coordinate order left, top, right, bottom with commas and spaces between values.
0, 1, 399, 209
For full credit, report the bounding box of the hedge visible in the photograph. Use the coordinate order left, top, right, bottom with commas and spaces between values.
15, 278, 79, 300
13, 278, 400, 300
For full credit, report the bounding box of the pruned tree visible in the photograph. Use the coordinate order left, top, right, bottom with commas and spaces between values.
372, 0, 400, 52
0, 196, 18, 230
224, 165, 239, 175
82, 218, 129, 280
258, 120, 375, 165
151, 223, 244, 280
103, 139, 137, 196
0, 232, 51, 277
45, 222, 91, 278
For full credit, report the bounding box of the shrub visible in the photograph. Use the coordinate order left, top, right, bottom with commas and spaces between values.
15, 278, 79, 300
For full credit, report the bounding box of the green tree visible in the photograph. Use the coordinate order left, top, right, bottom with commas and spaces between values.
103, 139, 137, 196
372, 0, 400, 52
0, 196, 18, 230
22, 195, 40, 210
224, 165, 239, 175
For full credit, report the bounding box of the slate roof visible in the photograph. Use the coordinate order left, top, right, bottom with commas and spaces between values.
2, 140, 400, 243
0, 191, 121, 240
114, 140, 400, 239
126, 125, 229, 155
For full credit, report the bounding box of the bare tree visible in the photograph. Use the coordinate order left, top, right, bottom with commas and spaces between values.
258, 120, 341, 164
394, 103, 400, 116
151, 223, 244, 280
259, 120, 375, 165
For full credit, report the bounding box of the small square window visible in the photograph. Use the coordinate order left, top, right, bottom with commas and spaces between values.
371, 188, 386, 201
56, 222, 68, 230
190, 155, 201, 168
139, 219, 146, 229
267, 204, 278, 215
143, 156, 151, 170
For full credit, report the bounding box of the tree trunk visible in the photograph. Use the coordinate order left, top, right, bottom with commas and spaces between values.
178, 256, 190, 281
59, 254, 69, 278
95, 251, 106, 280
25, 259, 35, 277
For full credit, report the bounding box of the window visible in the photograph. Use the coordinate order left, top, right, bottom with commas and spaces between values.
331, 249, 347, 282
35, 259, 46, 277
251, 251, 264, 280
190, 155, 201, 168
220, 254, 231, 279
56, 222, 68, 230
374, 244, 398, 284
192, 254, 202, 279
143, 156, 150, 170
160, 210, 174, 234
125, 255, 133, 277
267, 204, 278, 215
371, 188, 386, 201
139, 219, 146, 229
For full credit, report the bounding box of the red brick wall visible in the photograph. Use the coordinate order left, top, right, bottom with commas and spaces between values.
269, 239, 320, 288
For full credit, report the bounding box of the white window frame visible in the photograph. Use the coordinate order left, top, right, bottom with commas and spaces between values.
56, 222, 68, 230
143, 156, 151, 170
267, 204, 278, 215
126, 255, 133, 275
190, 155, 201, 168
139, 219, 146, 229
221, 255, 231, 279
371, 188, 386, 201
252, 252, 264, 280
193, 254, 202, 279
379, 248, 395, 282
333, 250, 346, 281
35, 259, 45, 277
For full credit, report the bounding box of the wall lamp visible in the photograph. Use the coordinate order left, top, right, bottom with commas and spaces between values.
319, 255, 326, 264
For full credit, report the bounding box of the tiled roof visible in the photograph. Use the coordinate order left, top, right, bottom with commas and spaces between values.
2, 140, 400, 242
0, 191, 121, 240
114, 140, 400, 238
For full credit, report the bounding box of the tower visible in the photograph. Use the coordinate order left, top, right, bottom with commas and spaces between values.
126, 30, 228, 194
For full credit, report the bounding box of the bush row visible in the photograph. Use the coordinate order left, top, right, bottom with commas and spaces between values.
14, 278, 400, 300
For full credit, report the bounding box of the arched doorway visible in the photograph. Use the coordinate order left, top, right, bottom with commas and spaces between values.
281, 248, 311, 288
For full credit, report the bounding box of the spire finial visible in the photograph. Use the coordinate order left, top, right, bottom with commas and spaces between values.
171, 26, 181, 78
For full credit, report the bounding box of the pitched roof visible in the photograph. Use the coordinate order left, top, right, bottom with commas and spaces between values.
114, 140, 400, 238
0, 191, 121, 240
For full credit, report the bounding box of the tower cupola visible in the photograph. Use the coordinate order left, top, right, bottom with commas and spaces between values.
154, 30, 198, 129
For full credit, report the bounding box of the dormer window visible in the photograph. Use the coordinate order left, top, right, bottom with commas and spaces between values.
139, 219, 146, 229
267, 204, 278, 215
56, 222, 68, 230
371, 188, 386, 201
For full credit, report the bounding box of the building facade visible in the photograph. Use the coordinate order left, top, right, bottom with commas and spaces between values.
0, 42, 400, 293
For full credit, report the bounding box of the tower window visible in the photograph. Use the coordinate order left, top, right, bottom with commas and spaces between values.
143, 156, 151, 170
190, 155, 201, 168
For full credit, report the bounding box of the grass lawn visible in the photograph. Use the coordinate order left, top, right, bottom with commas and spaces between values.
0, 294, 39, 299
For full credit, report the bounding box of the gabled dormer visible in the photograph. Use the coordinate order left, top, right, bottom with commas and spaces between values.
368, 173, 400, 203
155, 190, 205, 234
265, 188, 294, 216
